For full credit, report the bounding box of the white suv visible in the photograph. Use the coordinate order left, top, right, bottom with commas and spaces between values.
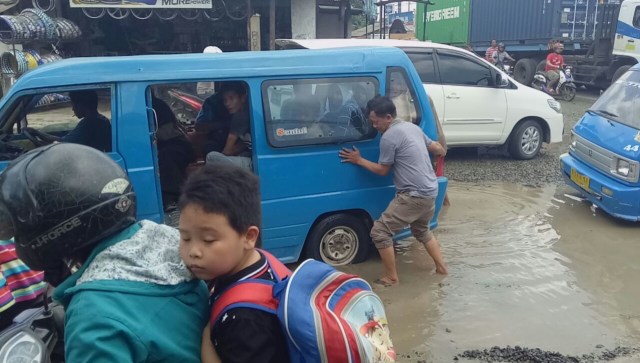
277, 39, 564, 160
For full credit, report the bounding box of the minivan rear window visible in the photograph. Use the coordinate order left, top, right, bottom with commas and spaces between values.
263, 77, 378, 148
590, 70, 640, 129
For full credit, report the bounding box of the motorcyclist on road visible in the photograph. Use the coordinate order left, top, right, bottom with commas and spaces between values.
545, 42, 565, 93
0, 143, 208, 363
492, 43, 515, 70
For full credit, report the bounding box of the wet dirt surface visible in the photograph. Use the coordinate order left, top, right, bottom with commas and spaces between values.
341, 182, 640, 362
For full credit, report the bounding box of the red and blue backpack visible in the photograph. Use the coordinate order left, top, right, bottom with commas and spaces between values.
210, 249, 397, 363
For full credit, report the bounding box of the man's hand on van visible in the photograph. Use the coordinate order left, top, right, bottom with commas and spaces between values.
428, 141, 447, 157
340, 146, 391, 176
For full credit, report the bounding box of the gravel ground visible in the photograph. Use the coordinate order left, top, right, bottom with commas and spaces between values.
444, 90, 598, 187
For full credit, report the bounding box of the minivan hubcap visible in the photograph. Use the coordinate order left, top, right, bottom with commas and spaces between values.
521, 126, 541, 155
320, 226, 358, 265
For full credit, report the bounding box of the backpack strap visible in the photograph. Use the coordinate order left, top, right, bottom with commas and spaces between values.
257, 248, 291, 282
210, 279, 278, 326
210, 250, 291, 326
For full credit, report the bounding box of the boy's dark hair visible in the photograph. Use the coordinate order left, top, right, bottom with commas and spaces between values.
219, 81, 247, 97
366, 95, 397, 118
179, 163, 261, 246
69, 90, 99, 110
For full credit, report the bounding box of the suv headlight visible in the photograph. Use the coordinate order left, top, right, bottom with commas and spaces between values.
0, 331, 45, 363
616, 159, 631, 177
547, 99, 562, 113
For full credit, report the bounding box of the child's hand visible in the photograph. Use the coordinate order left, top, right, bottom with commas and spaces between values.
201, 323, 221, 363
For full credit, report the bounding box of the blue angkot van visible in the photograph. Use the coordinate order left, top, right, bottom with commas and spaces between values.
0, 47, 448, 264
560, 64, 640, 221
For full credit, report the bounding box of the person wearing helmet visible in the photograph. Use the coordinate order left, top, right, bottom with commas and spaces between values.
545, 42, 565, 93
492, 43, 515, 70
0, 143, 208, 363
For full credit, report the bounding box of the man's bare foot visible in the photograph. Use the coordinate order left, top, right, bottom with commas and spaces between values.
373, 277, 399, 287
435, 266, 448, 275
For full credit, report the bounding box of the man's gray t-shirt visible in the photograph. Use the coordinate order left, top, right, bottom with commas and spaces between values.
379, 119, 438, 197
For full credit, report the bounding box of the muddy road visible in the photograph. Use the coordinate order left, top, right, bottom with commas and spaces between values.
343, 183, 640, 362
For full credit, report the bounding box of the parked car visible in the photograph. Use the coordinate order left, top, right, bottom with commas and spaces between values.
277, 39, 565, 160
0, 47, 448, 266
560, 64, 640, 221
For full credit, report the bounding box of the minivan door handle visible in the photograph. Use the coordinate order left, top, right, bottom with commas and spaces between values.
446, 93, 460, 99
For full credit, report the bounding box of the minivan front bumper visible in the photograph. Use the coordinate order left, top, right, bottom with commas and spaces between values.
560, 153, 640, 221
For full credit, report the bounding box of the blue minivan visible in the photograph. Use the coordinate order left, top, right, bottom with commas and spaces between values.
560, 64, 640, 221
0, 47, 448, 265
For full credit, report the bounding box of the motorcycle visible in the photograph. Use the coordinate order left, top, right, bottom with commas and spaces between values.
496, 61, 514, 77
165, 89, 203, 133
0, 297, 65, 363
531, 65, 576, 101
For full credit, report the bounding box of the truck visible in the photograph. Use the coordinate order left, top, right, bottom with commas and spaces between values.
415, 0, 640, 89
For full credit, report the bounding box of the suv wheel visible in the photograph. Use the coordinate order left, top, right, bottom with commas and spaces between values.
509, 120, 543, 160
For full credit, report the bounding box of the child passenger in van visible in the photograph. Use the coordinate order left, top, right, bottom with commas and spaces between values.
178, 164, 290, 363
205, 82, 252, 170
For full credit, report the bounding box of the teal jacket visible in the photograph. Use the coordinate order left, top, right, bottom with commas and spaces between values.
54, 220, 208, 363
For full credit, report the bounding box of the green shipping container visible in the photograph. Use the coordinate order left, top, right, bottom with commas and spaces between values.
415, 0, 470, 46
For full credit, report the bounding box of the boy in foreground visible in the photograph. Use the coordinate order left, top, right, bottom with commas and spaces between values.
178, 164, 290, 363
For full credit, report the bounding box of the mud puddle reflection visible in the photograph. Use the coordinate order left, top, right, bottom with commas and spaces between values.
341, 182, 640, 362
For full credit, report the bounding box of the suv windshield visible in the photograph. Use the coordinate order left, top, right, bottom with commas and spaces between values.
589, 69, 640, 129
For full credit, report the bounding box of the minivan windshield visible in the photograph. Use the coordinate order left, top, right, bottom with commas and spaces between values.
589, 69, 640, 129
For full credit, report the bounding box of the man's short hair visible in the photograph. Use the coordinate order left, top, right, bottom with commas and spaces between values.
219, 81, 247, 97
69, 90, 99, 110
179, 164, 261, 245
366, 95, 397, 118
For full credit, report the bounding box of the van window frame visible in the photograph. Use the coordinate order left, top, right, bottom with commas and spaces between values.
261, 76, 380, 149
385, 66, 423, 125
0, 84, 116, 150
401, 47, 441, 85
434, 49, 497, 88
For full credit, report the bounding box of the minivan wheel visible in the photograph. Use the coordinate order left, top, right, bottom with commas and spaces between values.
305, 214, 370, 266
509, 120, 543, 160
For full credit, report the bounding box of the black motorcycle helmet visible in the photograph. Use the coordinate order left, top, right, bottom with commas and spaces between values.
0, 143, 136, 285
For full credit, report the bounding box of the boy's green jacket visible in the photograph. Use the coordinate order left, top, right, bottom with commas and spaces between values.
54, 220, 208, 363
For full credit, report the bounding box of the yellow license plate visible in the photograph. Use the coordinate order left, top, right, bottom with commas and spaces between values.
571, 168, 590, 191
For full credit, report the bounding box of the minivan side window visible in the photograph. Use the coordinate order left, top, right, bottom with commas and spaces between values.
436, 50, 493, 87
0, 87, 113, 161
404, 50, 438, 84
263, 77, 378, 148
386, 67, 422, 125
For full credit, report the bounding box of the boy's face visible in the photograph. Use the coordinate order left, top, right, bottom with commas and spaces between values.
223, 91, 246, 115
179, 204, 259, 280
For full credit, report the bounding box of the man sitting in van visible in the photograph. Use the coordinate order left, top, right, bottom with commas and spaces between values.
206, 82, 252, 170
61, 90, 112, 152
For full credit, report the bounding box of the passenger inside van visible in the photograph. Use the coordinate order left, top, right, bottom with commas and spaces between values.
388, 73, 417, 124
205, 82, 252, 170
152, 97, 195, 210
194, 87, 231, 158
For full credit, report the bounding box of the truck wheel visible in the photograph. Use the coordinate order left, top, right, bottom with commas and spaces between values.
536, 59, 546, 73
305, 214, 370, 266
612, 65, 632, 83
509, 120, 543, 160
514, 58, 537, 85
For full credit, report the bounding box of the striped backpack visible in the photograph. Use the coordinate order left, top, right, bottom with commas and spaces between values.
210, 249, 396, 363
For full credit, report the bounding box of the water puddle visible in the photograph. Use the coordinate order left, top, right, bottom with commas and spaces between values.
341, 182, 640, 362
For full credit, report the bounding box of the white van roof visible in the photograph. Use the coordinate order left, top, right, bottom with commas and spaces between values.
276, 38, 469, 53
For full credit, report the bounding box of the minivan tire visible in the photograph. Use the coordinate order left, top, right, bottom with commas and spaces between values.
305, 214, 370, 266
514, 58, 538, 85
509, 120, 543, 160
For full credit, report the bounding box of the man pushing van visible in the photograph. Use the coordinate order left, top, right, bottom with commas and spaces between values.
339, 96, 448, 287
